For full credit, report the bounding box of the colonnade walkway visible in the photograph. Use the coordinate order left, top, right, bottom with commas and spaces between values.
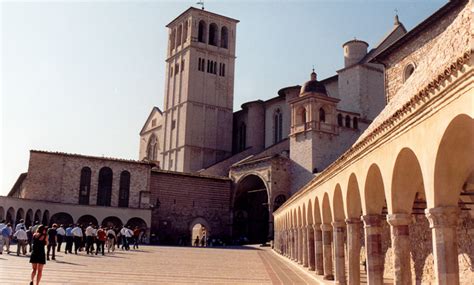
0, 244, 325, 284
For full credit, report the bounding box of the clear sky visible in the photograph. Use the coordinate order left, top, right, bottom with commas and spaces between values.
0, 0, 444, 195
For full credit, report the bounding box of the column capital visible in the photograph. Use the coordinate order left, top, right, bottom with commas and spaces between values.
306, 225, 314, 230
313, 223, 322, 230
320, 223, 332, 231
331, 221, 346, 228
345, 218, 362, 225
425, 206, 460, 229
386, 213, 412, 226
361, 214, 382, 228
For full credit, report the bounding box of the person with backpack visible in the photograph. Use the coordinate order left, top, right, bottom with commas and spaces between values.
95, 226, 106, 255
106, 227, 116, 253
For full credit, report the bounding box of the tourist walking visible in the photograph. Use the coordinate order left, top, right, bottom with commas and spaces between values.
106, 227, 116, 253
133, 227, 140, 249
95, 226, 106, 255
30, 225, 48, 285
13, 225, 28, 256
2, 223, 13, 254
15, 219, 25, 231
46, 224, 58, 260
0, 220, 5, 254
85, 223, 94, 254
65, 224, 73, 254
71, 224, 83, 254
56, 225, 66, 252
120, 226, 131, 250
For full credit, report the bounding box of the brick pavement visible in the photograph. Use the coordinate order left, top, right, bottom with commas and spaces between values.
0, 245, 321, 284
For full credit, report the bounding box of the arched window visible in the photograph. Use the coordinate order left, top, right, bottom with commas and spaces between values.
403, 63, 415, 82
208, 23, 218, 46
182, 20, 188, 43
198, 20, 206, 43
345, 115, 351, 128
319, 108, 326, 122
337, 113, 343, 126
238, 123, 246, 151
176, 24, 182, 47
353, 117, 358, 129
220, 26, 228, 48
79, 167, 91, 205
302, 108, 307, 124
118, 171, 130, 208
147, 135, 158, 161
273, 109, 283, 144
97, 167, 113, 206
273, 195, 286, 211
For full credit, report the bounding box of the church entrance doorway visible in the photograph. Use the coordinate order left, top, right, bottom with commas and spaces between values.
191, 224, 207, 246
233, 175, 269, 244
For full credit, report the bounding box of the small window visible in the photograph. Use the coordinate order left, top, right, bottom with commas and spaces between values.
222, 63, 225, 77
151, 119, 156, 127
353, 117, 358, 129
198, 20, 206, 43
171, 120, 176, 129
345, 115, 351, 128
175, 64, 179, 75
404, 63, 415, 82
213, 62, 217, 74
181, 60, 185, 72
337, 114, 343, 126
319, 108, 326, 122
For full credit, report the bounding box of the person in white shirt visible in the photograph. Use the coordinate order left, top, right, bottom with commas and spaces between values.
15, 219, 25, 232
85, 224, 95, 254
13, 226, 28, 256
120, 226, 131, 250
71, 225, 83, 254
56, 224, 66, 252
106, 227, 116, 253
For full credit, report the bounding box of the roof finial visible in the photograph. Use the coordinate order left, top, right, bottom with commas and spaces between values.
394, 8, 400, 25
197, 1, 205, 10
311, 66, 317, 81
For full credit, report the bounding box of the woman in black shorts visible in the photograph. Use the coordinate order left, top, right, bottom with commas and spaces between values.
29, 225, 48, 285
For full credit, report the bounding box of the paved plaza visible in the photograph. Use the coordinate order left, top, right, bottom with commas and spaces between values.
0, 245, 321, 284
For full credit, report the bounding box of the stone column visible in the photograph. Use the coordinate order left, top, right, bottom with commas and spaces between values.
386, 213, 412, 285
298, 227, 303, 264
293, 228, 298, 261
362, 214, 383, 285
302, 226, 308, 267
307, 225, 315, 270
290, 228, 294, 260
313, 224, 324, 275
333, 221, 347, 285
321, 223, 334, 280
346, 218, 362, 285
425, 206, 460, 285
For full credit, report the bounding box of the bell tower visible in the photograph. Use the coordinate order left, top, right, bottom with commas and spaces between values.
161, 8, 239, 172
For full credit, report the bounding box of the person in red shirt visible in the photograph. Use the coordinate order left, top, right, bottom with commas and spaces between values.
132, 227, 141, 249
95, 226, 107, 255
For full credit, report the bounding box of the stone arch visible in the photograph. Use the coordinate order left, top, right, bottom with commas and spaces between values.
298, 207, 303, 228
97, 167, 113, 206
364, 164, 386, 215
42, 210, 50, 226
118, 170, 131, 208
307, 199, 313, 225
15, 208, 25, 224
313, 197, 322, 224
50, 212, 74, 226
319, 107, 326, 122
208, 23, 218, 46
321, 193, 332, 224
77, 214, 98, 226
189, 217, 211, 234
392, 148, 426, 214
332, 184, 345, 222
337, 113, 343, 127
220, 26, 228, 48
34, 209, 42, 224
79, 166, 92, 205
25, 209, 33, 227
127, 217, 147, 229
297, 107, 307, 125
102, 216, 123, 229
176, 23, 182, 47
6, 207, 14, 223
345, 115, 351, 128
198, 20, 207, 43
346, 173, 362, 218
433, 114, 474, 207
146, 134, 158, 161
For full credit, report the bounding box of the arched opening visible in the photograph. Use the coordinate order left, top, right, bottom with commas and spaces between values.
25, 209, 33, 227
364, 164, 386, 215
79, 167, 91, 205
220, 26, 228, 48
170, 29, 176, 51
77, 215, 98, 226
319, 108, 326, 123
15, 208, 25, 224
191, 224, 208, 246
208, 23, 218, 46
50, 212, 74, 226
147, 135, 158, 161
345, 115, 351, 128
6, 207, 14, 224
34, 210, 42, 225
403, 63, 415, 82
353, 117, 358, 129
176, 24, 182, 47
102, 216, 123, 229
233, 174, 269, 244
42, 210, 50, 226
97, 167, 113, 206
118, 171, 131, 207
337, 114, 343, 127
273, 194, 286, 212
126, 217, 147, 230
198, 20, 206, 43
182, 20, 188, 43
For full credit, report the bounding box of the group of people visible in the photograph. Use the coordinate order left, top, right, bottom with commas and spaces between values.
0, 219, 144, 285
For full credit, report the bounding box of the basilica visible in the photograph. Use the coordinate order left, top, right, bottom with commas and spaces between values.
1, 0, 473, 283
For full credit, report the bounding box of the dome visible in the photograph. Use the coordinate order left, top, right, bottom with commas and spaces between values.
300, 71, 327, 96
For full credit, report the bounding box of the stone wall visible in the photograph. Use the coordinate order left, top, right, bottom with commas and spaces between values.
149, 170, 232, 245
22, 151, 151, 208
